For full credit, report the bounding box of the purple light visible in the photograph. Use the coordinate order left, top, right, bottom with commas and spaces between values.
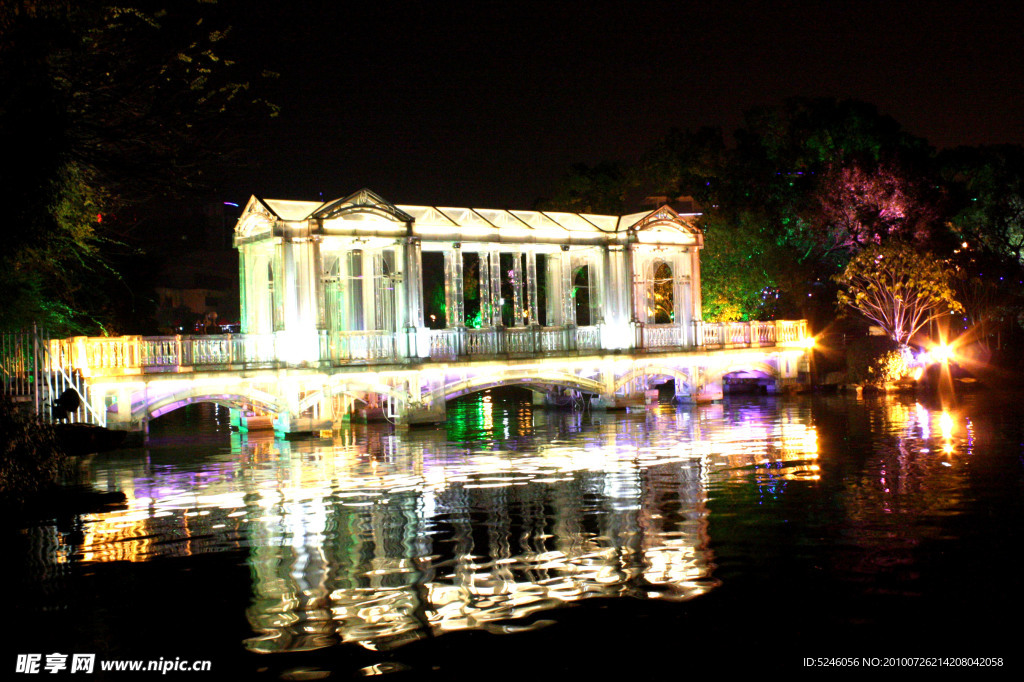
224, 201, 239, 207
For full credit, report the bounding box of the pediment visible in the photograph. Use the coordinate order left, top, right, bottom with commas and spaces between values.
312, 188, 414, 223
234, 195, 277, 239
628, 205, 703, 246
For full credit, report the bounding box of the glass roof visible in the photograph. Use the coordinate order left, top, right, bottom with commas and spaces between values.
243, 190, 701, 244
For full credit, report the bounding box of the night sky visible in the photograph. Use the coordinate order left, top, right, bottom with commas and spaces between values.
226, 1, 1024, 209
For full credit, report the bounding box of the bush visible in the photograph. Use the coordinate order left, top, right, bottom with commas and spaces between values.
844, 335, 913, 386
0, 397, 70, 505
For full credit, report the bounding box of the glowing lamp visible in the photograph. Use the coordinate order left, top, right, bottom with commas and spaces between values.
801, 336, 816, 350
930, 343, 954, 364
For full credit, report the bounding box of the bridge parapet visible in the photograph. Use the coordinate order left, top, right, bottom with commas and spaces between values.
35, 320, 810, 435
53, 319, 808, 378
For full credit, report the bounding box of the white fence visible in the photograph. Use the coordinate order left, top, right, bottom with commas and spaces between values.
2, 327, 107, 426
42, 319, 808, 377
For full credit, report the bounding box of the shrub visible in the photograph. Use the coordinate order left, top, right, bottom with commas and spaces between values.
844, 335, 914, 386
0, 398, 70, 505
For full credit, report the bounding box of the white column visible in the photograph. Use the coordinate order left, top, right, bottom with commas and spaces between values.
489, 250, 502, 327
512, 250, 524, 326
560, 247, 575, 326
361, 250, 375, 330
690, 247, 703, 322
238, 244, 250, 334
526, 249, 538, 325
477, 248, 491, 326
281, 240, 299, 330
545, 254, 561, 325
405, 237, 424, 329
444, 245, 465, 327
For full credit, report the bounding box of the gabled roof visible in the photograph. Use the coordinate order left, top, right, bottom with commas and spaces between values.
234, 189, 703, 246
234, 196, 281, 239
623, 205, 704, 246
311, 188, 414, 223
263, 198, 322, 221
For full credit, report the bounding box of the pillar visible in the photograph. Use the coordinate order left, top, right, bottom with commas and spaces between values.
488, 250, 502, 327
512, 250, 524, 326
404, 237, 424, 330
444, 245, 465, 327
478, 247, 492, 326
526, 249, 539, 325
690, 247, 703, 322
560, 247, 574, 326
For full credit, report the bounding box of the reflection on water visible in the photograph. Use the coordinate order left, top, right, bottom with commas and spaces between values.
17, 384, 1024, 676
34, 391, 825, 654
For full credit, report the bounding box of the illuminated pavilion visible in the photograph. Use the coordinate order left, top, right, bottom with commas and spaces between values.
233, 188, 705, 359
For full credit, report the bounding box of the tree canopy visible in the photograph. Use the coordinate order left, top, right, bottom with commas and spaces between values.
540, 96, 1024, 356
835, 242, 962, 346
0, 0, 276, 334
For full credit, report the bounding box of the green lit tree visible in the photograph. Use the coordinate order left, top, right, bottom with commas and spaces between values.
0, 0, 277, 333
835, 242, 962, 346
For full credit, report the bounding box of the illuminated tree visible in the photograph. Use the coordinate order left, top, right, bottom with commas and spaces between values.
0, 0, 276, 333
835, 242, 962, 346
813, 162, 939, 255
941, 145, 1024, 265
699, 210, 791, 321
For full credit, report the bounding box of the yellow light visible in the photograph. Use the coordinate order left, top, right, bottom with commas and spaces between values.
912, 367, 923, 381
939, 411, 954, 440
930, 343, 953, 364
801, 336, 816, 349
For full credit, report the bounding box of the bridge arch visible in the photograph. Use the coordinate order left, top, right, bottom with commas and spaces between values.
613, 365, 692, 394
715, 360, 779, 381
712, 360, 781, 395
292, 376, 414, 416
145, 389, 281, 420
431, 370, 605, 404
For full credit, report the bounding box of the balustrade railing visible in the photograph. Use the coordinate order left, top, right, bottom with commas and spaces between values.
576, 326, 601, 351
327, 330, 396, 363
643, 324, 685, 349
45, 319, 809, 377
700, 320, 807, 348
428, 329, 460, 360
1, 328, 106, 426
538, 326, 571, 353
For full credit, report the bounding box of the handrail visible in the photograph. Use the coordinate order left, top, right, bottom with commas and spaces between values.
42, 341, 107, 427
46, 319, 810, 377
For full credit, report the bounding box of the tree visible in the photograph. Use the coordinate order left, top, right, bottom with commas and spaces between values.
636, 126, 726, 204
835, 242, 962, 346
940, 145, 1024, 266
0, 0, 276, 333
699, 209, 797, 321
812, 161, 940, 255
535, 161, 632, 215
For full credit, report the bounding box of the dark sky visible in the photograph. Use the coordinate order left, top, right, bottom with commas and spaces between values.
227, 0, 1024, 209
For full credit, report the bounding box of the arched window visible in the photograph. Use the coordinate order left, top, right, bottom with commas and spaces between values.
373, 250, 396, 331
652, 262, 674, 324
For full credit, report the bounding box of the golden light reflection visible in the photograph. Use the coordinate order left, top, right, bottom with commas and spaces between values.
52, 400, 823, 654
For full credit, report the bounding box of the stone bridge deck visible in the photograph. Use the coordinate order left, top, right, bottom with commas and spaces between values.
35, 319, 809, 433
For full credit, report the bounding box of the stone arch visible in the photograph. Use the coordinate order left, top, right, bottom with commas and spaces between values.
297, 376, 412, 414
714, 360, 780, 394
715, 360, 779, 382
613, 365, 691, 394
432, 370, 604, 404
145, 389, 281, 420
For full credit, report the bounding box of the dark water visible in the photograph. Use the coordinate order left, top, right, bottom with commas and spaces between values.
8, 388, 1024, 678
